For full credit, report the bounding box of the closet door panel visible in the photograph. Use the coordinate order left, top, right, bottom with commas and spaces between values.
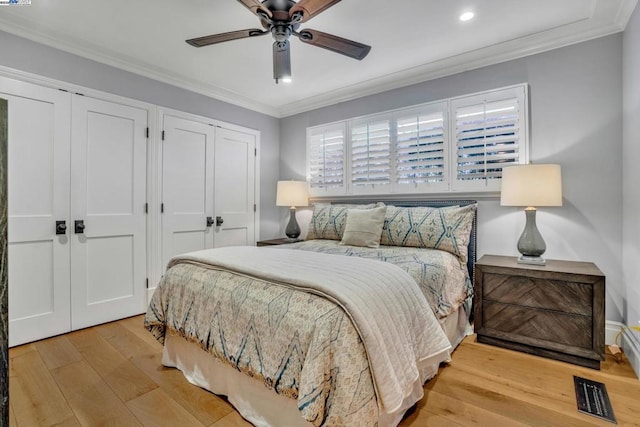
70, 95, 147, 330
161, 115, 214, 269
214, 127, 255, 247
1, 78, 71, 346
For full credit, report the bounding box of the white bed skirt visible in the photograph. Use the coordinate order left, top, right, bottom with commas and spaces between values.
162, 306, 471, 427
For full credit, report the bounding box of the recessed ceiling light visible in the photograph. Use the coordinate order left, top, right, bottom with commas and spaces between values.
459, 11, 474, 22
281, 77, 292, 84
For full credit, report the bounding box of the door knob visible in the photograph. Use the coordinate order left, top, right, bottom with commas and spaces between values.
206, 216, 215, 227
55, 221, 67, 235
74, 220, 86, 234
216, 216, 224, 227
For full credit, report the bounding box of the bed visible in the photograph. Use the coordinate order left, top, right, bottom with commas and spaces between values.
145, 200, 477, 427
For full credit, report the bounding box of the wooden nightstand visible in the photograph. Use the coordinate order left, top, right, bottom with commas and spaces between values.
256, 238, 303, 247
473, 255, 605, 369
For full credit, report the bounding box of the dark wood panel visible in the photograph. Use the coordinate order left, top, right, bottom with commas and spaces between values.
476, 335, 602, 370
1, 97, 8, 427
482, 301, 592, 349
484, 273, 592, 315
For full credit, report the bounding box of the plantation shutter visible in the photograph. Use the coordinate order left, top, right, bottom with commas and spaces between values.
452, 86, 527, 191
350, 117, 391, 192
395, 103, 448, 192
307, 124, 345, 195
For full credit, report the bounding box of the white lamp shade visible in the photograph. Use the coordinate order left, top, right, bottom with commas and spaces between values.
276, 180, 309, 207
501, 164, 563, 207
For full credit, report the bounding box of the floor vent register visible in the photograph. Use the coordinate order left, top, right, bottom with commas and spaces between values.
573, 376, 616, 424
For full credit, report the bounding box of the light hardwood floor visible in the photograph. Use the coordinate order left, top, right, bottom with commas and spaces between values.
9, 315, 640, 426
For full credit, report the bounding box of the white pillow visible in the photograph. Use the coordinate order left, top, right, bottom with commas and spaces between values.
340, 206, 387, 248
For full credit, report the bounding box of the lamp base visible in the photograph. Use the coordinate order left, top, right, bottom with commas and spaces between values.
517, 255, 546, 266
284, 207, 301, 240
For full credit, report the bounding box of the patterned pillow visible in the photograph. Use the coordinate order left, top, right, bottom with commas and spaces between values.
340, 206, 387, 248
380, 204, 476, 263
306, 203, 379, 241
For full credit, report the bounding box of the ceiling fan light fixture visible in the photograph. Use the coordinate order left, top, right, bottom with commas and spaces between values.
273, 40, 292, 84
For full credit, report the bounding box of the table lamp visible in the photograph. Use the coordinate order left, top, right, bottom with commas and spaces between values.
276, 180, 309, 240
500, 164, 562, 265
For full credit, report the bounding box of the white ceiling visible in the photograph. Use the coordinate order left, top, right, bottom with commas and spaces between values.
0, 0, 636, 117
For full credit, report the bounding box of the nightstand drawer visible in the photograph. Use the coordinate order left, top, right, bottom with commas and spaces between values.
482, 301, 592, 349
483, 273, 592, 316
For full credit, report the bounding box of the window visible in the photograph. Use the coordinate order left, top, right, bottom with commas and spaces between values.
307, 123, 346, 195
307, 84, 528, 196
350, 116, 391, 193
452, 86, 527, 191
394, 103, 448, 192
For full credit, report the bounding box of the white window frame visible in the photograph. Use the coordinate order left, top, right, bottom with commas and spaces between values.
306, 84, 529, 197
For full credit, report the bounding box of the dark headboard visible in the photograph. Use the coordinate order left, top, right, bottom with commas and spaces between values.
309, 198, 478, 284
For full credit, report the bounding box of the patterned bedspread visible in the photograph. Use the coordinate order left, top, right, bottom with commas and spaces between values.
280, 240, 472, 318
145, 242, 466, 426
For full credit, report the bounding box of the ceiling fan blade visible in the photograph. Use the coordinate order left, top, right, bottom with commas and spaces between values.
186, 29, 268, 47
289, 0, 341, 22
295, 29, 371, 60
236, 0, 272, 19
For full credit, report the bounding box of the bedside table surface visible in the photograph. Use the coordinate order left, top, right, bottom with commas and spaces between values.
257, 238, 303, 246
476, 255, 604, 277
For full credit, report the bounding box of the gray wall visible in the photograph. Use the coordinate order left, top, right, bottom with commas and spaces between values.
281, 34, 625, 323
623, 6, 640, 328
0, 30, 282, 240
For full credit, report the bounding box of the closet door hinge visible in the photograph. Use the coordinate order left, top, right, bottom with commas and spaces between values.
161, 203, 164, 213
254, 204, 256, 212
161, 130, 165, 140
146, 278, 149, 289
146, 127, 149, 138
144, 203, 148, 214
254, 148, 257, 156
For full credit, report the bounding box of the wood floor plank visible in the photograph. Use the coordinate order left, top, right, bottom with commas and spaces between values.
401, 409, 465, 427
97, 320, 160, 360
126, 388, 205, 427
8, 343, 36, 361
9, 401, 17, 427
411, 388, 528, 426
35, 334, 83, 370
131, 351, 234, 426
119, 315, 164, 352
66, 328, 158, 402
9, 347, 79, 426
210, 411, 253, 427
51, 360, 142, 426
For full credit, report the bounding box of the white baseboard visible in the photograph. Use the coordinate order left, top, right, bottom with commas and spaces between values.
605, 320, 624, 346
622, 326, 640, 379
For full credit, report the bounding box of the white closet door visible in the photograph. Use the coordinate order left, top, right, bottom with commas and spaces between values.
161, 114, 214, 270
70, 95, 147, 330
214, 127, 256, 247
1, 78, 72, 347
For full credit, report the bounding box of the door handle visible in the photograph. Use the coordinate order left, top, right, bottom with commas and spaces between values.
206, 216, 215, 227
55, 220, 67, 235
74, 220, 86, 234
216, 216, 224, 227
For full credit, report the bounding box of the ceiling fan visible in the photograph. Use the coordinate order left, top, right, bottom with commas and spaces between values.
186, 0, 371, 83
